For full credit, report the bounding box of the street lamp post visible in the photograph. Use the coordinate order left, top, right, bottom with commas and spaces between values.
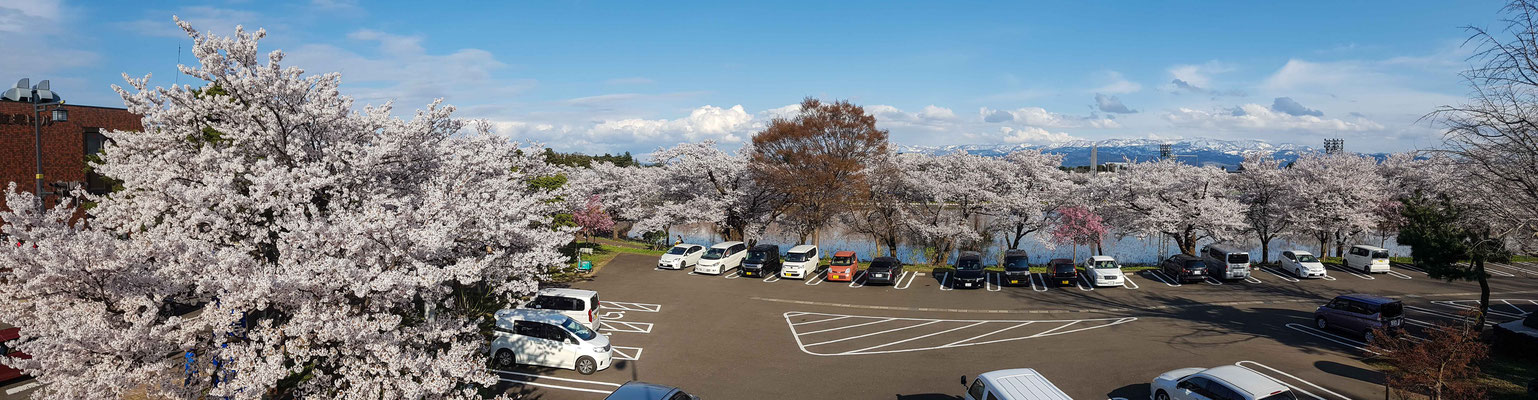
2, 78, 68, 212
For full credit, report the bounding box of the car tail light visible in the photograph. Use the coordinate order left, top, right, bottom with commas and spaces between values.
588, 308, 595, 323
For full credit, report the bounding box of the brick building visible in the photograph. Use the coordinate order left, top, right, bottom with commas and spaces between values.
0, 100, 142, 213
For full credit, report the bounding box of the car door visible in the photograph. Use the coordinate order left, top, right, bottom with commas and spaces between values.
544, 322, 580, 368
514, 321, 555, 368
1203, 379, 1244, 400
1175, 376, 1216, 400
1339, 300, 1371, 333
1280, 252, 1295, 273
687, 246, 703, 265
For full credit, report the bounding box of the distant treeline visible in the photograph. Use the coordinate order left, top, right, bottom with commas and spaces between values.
542, 148, 642, 168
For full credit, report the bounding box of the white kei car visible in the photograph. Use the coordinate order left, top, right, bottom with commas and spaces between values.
1279, 250, 1327, 278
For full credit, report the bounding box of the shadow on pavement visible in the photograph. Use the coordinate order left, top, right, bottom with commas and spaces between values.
1314, 360, 1384, 386
1107, 383, 1149, 400
894, 394, 960, 400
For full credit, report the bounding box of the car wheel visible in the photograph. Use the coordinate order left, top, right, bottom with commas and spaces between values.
493, 349, 516, 369
1154, 389, 1170, 400
1315, 317, 1328, 330
1363, 330, 1375, 344
575, 356, 597, 375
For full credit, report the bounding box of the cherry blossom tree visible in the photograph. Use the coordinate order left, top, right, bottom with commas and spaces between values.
901, 152, 1004, 264
1234, 154, 1295, 263
573, 195, 615, 243
563, 162, 665, 239
1289, 153, 1387, 257
648, 141, 785, 244
841, 150, 909, 257
989, 150, 1074, 250
1096, 159, 1246, 256
0, 19, 570, 399
1050, 206, 1106, 260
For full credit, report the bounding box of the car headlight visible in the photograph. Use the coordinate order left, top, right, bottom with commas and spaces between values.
592, 344, 609, 353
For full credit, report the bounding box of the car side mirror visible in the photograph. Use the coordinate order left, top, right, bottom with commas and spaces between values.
960, 375, 969, 387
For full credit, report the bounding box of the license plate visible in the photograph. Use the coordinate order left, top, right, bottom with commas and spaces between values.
1061, 280, 1071, 285
1010, 279, 1020, 284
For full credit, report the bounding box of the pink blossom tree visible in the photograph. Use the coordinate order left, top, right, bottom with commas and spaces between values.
573, 195, 615, 243
1051, 206, 1107, 260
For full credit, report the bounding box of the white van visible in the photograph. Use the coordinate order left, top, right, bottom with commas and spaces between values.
780, 244, 820, 279
523, 288, 602, 332
962, 368, 1071, 400
1202, 243, 1251, 280
489, 309, 613, 375
1346, 245, 1391, 273
695, 241, 746, 275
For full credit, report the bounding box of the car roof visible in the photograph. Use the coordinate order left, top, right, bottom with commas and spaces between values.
1048, 258, 1073, 264
750, 244, 779, 251
1005, 249, 1028, 256
1352, 244, 1387, 251
833, 251, 857, 257
1201, 366, 1289, 398
537, 288, 598, 298
1204, 243, 1248, 253
872, 256, 901, 264
959, 251, 982, 260
497, 308, 573, 324
1339, 294, 1399, 305
787, 244, 817, 253
1171, 254, 1202, 261
672, 243, 703, 249
1088, 255, 1115, 262
603, 381, 681, 400
711, 241, 744, 249
976, 368, 1072, 400
1286, 250, 1312, 255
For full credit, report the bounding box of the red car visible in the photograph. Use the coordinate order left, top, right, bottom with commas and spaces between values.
827, 251, 859, 282
0, 328, 29, 382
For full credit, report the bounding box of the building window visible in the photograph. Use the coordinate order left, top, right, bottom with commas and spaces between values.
83, 128, 113, 195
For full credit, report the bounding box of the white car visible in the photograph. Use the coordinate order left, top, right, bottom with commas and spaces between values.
489, 309, 612, 375
1345, 244, 1391, 273
1082, 255, 1125, 287
658, 243, 705, 270
1279, 250, 1327, 278
522, 288, 602, 332
1150, 365, 1298, 400
780, 244, 820, 279
694, 241, 746, 275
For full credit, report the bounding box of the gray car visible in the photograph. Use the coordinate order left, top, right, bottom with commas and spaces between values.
603, 381, 699, 400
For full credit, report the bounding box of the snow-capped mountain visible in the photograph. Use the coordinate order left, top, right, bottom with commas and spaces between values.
898, 137, 1384, 166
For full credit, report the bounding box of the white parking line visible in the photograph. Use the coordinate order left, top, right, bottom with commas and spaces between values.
1284, 323, 1377, 355
799, 318, 897, 335
1501, 299, 1532, 315
986, 273, 1002, 292
1404, 318, 1436, 328
1321, 274, 1337, 281
792, 315, 852, 326
611, 346, 643, 361
599, 320, 654, 334
840, 321, 987, 354
723, 269, 741, 279
1030, 273, 1048, 292
1234, 361, 1352, 400
4, 382, 40, 396
1077, 275, 1095, 291
1144, 270, 1182, 287
763, 273, 781, 282
1121, 274, 1140, 290
945, 322, 1033, 347
1386, 270, 1413, 280
1433, 301, 1527, 319
803, 321, 941, 347
1203, 276, 1224, 285
939, 272, 953, 291
1259, 267, 1301, 282
1244, 275, 1263, 284
1325, 265, 1375, 280
1487, 262, 1534, 276
849, 271, 867, 288
895, 271, 919, 290
1406, 305, 1497, 327
493, 369, 623, 395
805, 271, 828, 285
600, 301, 661, 313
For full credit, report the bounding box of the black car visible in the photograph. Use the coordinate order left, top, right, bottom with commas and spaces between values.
1161, 254, 1208, 283
952, 251, 986, 289
865, 257, 904, 285
1048, 258, 1077, 286
741, 244, 782, 277
1001, 249, 1030, 286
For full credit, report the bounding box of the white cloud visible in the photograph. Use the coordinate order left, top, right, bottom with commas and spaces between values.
589, 104, 755, 143
1168, 61, 1233, 89
999, 126, 1077, 144
1094, 71, 1142, 94
284, 28, 526, 110
1162, 104, 1383, 132
124, 6, 269, 38
977, 107, 1119, 129
758, 104, 802, 120
0, 1, 99, 100
919, 105, 957, 120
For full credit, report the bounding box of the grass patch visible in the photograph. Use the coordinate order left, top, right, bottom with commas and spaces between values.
548, 242, 667, 283
1482, 351, 1536, 400
1511, 255, 1538, 263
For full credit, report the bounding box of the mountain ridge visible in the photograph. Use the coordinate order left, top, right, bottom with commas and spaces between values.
898, 137, 1387, 166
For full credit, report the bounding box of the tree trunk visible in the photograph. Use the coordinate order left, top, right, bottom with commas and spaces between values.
872, 233, 882, 257
1476, 256, 1490, 331
1260, 239, 1271, 264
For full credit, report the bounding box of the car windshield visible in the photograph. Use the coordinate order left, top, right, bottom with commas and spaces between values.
1296, 254, 1319, 263
666, 246, 689, 255
1227, 253, 1249, 264
871, 261, 896, 271
1371, 250, 1390, 259
561, 317, 597, 341
1092, 260, 1118, 269
784, 252, 810, 262
832, 256, 855, 266
746, 251, 768, 263
957, 259, 982, 271
1258, 390, 1299, 400
702, 248, 726, 260
1005, 257, 1030, 270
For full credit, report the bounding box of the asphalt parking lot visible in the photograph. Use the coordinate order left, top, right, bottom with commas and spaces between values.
492, 255, 1538, 399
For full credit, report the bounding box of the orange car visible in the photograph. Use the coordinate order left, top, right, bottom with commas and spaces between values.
827, 251, 859, 282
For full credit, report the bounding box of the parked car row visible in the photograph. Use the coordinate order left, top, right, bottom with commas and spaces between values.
958, 365, 1303, 400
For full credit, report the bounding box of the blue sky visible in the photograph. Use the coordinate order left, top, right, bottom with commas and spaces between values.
0, 1, 1508, 154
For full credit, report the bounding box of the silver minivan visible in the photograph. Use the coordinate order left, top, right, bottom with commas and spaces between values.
1202, 243, 1251, 280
